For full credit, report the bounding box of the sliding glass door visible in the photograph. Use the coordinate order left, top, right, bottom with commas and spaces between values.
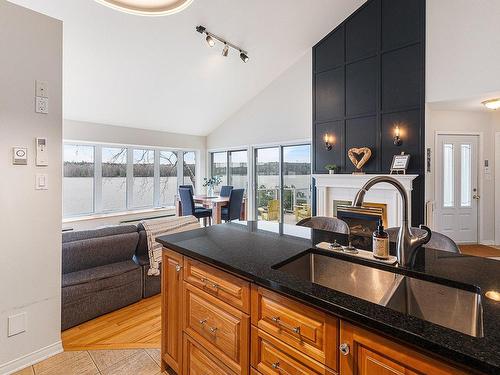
255, 144, 311, 224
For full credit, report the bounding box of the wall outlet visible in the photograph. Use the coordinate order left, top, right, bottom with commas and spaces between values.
8, 312, 27, 337
35, 97, 49, 114
35, 80, 48, 98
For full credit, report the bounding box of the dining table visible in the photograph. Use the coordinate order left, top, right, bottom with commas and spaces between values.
176, 194, 247, 224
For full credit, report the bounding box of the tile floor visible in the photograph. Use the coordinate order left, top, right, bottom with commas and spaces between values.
13, 349, 167, 375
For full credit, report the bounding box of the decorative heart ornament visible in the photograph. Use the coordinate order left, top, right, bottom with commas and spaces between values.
348, 147, 372, 170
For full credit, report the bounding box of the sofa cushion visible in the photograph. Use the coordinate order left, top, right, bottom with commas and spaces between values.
136, 229, 148, 257
62, 260, 140, 288
62, 224, 138, 243
62, 231, 139, 274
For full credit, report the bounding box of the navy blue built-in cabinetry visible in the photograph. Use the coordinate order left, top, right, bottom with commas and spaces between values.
312, 0, 425, 225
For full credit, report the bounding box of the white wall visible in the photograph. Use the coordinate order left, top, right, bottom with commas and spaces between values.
206, 51, 312, 150
426, 0, 500, 103
0, 1, 63, 373
425, 108, 498, 244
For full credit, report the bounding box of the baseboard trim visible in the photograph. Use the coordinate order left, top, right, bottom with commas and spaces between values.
480, 240, 495, 246
0, 340, 63, 375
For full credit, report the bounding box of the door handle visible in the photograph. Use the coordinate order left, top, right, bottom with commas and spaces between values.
473, 194, 480, 200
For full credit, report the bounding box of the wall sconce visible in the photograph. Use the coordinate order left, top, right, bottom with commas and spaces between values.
482, 98, 500, 110
324, 134, 335, 151
393, 125, 403, 146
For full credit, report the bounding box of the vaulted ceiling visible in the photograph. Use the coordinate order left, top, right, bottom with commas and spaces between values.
9, 0, 364, 135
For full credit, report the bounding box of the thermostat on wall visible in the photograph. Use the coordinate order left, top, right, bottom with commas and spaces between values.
13, 147, 28, 165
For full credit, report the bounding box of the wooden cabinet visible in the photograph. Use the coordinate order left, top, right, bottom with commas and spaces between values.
183, 282, 250, 374
251, 286, 338, 372
339, 321, 470, 375
183, 333, 235, 375
162, 251, 476, 375
161, 249, 184, 373
184, 257, 250, 313
251, 327, 335, 375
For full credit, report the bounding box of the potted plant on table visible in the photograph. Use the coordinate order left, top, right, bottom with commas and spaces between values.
203, 176, 222, 197
325, 164, 337, 174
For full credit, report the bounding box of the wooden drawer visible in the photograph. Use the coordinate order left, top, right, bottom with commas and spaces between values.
183, 333, 236, 375
184, 257, 250, 313
251, 327, 335, 375
250, 368, 263, 375
251, 286, 338, 371
183, 282, 250, 374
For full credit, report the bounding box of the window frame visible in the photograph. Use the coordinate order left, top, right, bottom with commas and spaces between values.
209, 149, 248, 190
63, 141, 198, 218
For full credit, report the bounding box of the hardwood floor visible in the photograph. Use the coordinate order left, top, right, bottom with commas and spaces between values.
459, 244, 500, 258
62, 295, 161, 351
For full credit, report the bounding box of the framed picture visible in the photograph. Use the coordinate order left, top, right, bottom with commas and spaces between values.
390, 153, 410, 174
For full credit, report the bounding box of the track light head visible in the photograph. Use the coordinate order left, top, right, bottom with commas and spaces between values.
195, 25, 206, 34
206, 35, 215, 47
239, 51, 249, 63
222, 44, 229, 57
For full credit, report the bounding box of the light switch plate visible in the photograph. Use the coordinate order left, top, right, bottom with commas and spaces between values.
35, 173, 48, 190
8, 312, 27, 337
35, 97, 49, 114
35, 80, 48, 98
13, 147, 28, 165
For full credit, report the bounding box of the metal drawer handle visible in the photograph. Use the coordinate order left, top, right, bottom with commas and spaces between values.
271, 316, 301, 334
271, 361, 280, 369
199, 319, 207, 325
339, 342, 350, 356
175, 264, 183, 272
209, 326, 218, 335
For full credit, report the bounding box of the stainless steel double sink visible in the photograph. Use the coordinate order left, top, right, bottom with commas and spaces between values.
275, 251, 484, 337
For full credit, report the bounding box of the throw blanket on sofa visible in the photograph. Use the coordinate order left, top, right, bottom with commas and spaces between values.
140, 216, 200, 276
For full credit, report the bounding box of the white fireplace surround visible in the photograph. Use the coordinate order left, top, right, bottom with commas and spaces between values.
313, 174, 419, 228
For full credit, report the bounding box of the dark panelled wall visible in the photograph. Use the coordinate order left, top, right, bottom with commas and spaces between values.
312, 0, 425, 226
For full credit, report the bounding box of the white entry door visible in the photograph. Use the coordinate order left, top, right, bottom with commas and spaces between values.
435, 135, 479, 243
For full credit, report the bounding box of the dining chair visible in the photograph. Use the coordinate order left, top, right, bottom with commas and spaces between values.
296, 216, 350, 234
179, 187, 212, 226
179, 184, 194, 195
220, 185, 233, 197
221, 189, 244, 222
386, 227, 460, 253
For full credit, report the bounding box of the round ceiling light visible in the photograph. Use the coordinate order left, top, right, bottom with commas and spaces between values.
95, 0, 194, 16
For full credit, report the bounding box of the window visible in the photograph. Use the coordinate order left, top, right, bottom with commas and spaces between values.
160, 151, 178, 207
443, 143, 454, 208
102, 147, 127, 211
229, 150, 248, 191
209, 149, 248, 191
460, 144, 472, 207
183, 151, 196, 187
132, 149, 155, 208
63, 144, 95, 217
211, 152, 228, 186
63, 142, 197, 217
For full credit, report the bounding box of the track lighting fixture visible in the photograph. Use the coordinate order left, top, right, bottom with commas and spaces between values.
206, 35, 215, 47
239, 51, 249, 63
196, 25, 249, 63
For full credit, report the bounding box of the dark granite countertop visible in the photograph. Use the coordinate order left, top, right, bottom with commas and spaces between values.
156, 221, 500, 374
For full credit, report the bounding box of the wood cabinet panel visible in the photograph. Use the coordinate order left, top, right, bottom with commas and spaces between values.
339, 320, 471, 375
250, 368, 263, 375
184, 257, 251, 313
183, 333, 236, 375
183, 282, 250, 374
251, 286, 338, 372
251, 327, 335, 375
161, 249, 184, 373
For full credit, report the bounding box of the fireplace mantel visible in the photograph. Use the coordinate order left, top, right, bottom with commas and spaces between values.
312, 173, 419, 228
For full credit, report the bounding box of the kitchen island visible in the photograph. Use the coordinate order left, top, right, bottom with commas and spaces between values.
156, 221, 500, 375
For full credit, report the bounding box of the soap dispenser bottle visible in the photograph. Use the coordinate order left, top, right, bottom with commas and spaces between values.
373, 219, 389, 260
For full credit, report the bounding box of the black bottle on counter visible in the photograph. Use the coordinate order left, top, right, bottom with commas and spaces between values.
372, 219, 389, 259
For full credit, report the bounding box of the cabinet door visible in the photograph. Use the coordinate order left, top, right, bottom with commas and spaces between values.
339, 321, 470, 375
161, 249, 184, 373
